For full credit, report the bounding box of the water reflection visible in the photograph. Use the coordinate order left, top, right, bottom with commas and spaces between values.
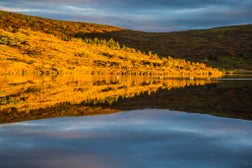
110, 78, 252, 120
0, 74, 215, 123
0, 109, 252, 168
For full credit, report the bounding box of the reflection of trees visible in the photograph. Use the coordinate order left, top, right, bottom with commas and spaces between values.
0, 74, 215, 114
109, 82, 252, 120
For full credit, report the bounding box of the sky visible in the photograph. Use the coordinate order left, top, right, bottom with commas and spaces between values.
0, 0, 252, 32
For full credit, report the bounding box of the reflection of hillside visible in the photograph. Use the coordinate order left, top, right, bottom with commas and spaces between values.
109, 81, 252, 120
0, 74, 215, 123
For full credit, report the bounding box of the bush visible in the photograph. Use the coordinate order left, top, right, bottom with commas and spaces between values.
0, 35, 19, 46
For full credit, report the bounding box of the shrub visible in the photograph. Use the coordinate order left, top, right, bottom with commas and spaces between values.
0, 35, 19, 46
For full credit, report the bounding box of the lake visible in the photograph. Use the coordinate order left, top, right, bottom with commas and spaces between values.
0, 74, 252, 167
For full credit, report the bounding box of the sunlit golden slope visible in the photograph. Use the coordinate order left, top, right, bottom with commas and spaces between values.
0, 28, 222, 78
0, 10, 251, 71
0, 10, 123, 35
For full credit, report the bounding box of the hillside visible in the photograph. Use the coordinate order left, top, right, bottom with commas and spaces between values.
0, 10, 123, 35
83, 25, 252, 71
0, 10, 222, 78
0, 11, 251, 71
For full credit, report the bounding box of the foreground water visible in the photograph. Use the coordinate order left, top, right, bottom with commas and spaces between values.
0, 74, 252, 167
0, 109, 252, 168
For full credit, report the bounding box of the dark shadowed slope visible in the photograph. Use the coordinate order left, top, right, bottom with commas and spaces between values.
82, 25, 252, 70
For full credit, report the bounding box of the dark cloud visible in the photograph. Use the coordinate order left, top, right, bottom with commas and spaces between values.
0, 0, 242, 8
0, 0, 251, 31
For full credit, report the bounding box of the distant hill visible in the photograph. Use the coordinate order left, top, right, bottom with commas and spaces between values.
1, 10, 249, 77
83, 25, 252, 71
0, 10, 123, 35
0, 10, 251, 71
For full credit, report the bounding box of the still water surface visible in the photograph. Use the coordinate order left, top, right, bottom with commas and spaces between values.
0, 75, 252, 167
0, 109, 252, 168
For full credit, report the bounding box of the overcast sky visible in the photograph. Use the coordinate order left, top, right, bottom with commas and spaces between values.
0, 0, 252, 32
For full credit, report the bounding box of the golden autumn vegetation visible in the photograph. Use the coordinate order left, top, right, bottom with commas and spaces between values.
0, 10, 251, 124
1, 11, 250, 71
0, 10, 226, 124
0, 27, 222, 78
0, 74, 218, 123
0, 10, 223, 78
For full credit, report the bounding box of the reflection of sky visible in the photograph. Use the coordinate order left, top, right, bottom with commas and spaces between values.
0, 0, 252, 31
1, 109, 252, 168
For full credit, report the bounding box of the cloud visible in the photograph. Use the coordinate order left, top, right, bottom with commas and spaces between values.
0, 0, 250, 9
0, 0, 252, 31
0, 0, 242, 8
